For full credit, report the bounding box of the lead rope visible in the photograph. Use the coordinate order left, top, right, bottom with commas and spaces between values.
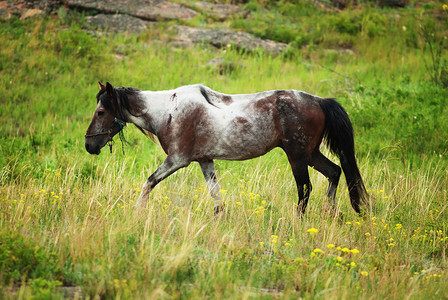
115, 118, 131, 155
106, 118, 131, 154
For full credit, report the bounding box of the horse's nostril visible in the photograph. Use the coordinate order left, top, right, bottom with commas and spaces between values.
85, 143, 90, 151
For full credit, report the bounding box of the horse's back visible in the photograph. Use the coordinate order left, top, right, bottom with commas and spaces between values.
161, 85, 326, 160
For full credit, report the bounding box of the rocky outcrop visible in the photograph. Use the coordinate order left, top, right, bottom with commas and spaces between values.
0, 0, 56, 19
171, 25, 287, 54
193, 1, 243, 21
63, 0, 198, 21
2, 0, 287, 55
86, 13, 152, 33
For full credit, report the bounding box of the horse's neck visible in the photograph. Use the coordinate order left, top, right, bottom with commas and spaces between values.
131, 90, 172, 135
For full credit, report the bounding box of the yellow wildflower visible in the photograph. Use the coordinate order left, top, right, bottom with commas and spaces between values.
327, 244, 335, 249
351, 249, 360, 254
361, 271, 368, 277
313, 248, 324, 254
307, 228, 318, 236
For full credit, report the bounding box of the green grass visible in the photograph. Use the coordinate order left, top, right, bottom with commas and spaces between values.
1, 2, 448, 298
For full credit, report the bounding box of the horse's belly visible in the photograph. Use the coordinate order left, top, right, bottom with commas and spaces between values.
206, 120, 279, 160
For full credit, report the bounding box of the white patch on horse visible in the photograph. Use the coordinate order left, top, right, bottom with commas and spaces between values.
170, 93, 179, 111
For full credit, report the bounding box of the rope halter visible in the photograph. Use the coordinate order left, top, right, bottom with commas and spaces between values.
85, 118, 130, 153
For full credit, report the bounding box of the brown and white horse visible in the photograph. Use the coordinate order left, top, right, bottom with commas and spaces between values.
85, 82, 369, 215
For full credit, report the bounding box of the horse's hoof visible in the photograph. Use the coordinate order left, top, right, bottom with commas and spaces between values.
214, 205, 225, 215
296, 205, 306, 217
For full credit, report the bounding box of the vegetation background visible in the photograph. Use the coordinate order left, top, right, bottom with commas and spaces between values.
0, 0, 447, 298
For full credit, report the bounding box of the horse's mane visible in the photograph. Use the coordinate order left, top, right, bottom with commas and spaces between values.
97, 87, 157, 143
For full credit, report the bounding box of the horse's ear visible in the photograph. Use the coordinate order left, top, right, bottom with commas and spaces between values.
98, 81, 105, 89
106, 82, 115, 97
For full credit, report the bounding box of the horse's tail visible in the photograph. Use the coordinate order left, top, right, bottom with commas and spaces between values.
317, 98, 369, 214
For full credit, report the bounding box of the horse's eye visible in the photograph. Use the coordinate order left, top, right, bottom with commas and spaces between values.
98, 111, 105, 117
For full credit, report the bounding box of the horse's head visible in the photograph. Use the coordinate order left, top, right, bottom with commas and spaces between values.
85, 82, 124, 155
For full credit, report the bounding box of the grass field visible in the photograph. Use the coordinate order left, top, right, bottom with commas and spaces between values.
1, 1, 448, 298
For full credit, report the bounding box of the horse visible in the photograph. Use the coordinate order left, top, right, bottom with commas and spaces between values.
85, 82, 369, 215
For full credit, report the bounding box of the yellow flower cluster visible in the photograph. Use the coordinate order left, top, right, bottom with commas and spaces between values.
158, 195, 172, 210
307, 228, 318, 236
411, 270, 445, 280
43, 168, 62, 177
263, 235, 295, 250
335, 246, 360, 254
411, 227, 448, 244
366, 188, 390, 200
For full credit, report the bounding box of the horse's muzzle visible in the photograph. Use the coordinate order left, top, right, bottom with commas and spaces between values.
85, 143, 101, 155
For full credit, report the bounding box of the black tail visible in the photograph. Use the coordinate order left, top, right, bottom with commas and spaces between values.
317, 98, 369, 214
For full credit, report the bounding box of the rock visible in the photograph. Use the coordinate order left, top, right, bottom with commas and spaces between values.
59, 286, 83, 299
20, 8, 45, 19
194, 1, 242, 21
172, 25, 287, 54
86, 13, 152, 33
63, 0, 197, 21
0, 1, 27, 19
0, 2, 11, 19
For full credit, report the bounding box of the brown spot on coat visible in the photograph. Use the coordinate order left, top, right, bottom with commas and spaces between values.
158, 105, 212, 159
220, 95, 233, 105
234, 117, 248, 124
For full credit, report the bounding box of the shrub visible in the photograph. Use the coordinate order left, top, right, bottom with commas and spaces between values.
0, 231, 62, 284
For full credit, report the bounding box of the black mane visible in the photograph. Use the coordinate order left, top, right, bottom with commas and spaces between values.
96, 87, 142, 122
96, 85, 157, 142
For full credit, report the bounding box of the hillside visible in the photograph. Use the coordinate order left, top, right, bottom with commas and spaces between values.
0, 0, 447, 298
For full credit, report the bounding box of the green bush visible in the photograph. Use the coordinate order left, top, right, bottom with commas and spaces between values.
29, 278, 63, 300
0, 231, 62, 284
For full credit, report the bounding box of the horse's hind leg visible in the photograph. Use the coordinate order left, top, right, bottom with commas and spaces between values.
199, 160, 224, 215
309, 150, 341, 211
286, 156, 312, 215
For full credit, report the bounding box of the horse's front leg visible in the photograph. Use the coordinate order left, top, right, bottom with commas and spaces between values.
199, 160, 224, 215
135, 155, 190, 209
